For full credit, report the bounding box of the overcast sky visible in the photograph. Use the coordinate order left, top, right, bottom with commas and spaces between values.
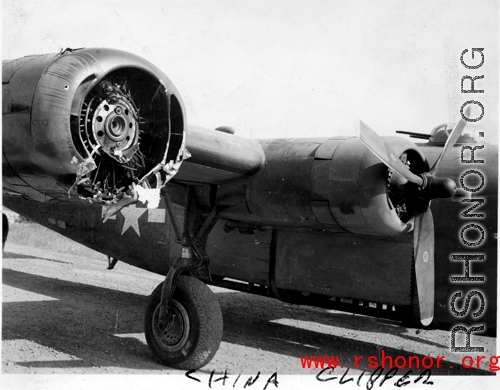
2, 0, 498, 143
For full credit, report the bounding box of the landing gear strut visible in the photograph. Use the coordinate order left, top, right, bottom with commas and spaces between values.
144, 186, 222, 369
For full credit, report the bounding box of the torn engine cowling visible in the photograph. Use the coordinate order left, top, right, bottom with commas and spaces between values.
2, 48, 186, 208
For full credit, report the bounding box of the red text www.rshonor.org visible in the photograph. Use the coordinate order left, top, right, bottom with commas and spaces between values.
301, 352, 500, 371
300, 351, 447, 370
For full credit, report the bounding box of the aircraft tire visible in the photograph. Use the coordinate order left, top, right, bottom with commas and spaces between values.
144, 275, 223, 370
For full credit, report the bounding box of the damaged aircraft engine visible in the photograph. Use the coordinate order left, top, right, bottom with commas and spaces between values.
2, 48, 186, 208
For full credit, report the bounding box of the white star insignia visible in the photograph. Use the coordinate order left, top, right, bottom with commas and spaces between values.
102, 203, 166, 236
120, 205, 147, 236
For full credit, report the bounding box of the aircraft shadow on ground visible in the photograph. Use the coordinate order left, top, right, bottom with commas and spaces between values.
3, 251, 72, 264
216, 289, 448, 348
214, 291, 492, 376
2, 268, 492, 375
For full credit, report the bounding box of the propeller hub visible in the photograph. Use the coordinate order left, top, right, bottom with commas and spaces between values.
420, 174, 457, 199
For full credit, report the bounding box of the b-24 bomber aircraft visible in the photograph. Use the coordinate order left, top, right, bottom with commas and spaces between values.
2, 48, 497, 370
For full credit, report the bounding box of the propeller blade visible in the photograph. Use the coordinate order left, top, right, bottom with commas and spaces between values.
355, 120, 423, 186
413, 207, 434, 326
429, 106, 471, 175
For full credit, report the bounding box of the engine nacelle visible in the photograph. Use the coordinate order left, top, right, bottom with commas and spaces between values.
217, 136, 428, 236
2, 48, 186, 203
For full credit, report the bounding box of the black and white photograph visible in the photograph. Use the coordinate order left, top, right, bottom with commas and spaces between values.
2, 1, 498, 389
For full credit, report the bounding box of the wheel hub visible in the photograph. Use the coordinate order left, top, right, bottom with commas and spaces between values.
153, 300, 190, 350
